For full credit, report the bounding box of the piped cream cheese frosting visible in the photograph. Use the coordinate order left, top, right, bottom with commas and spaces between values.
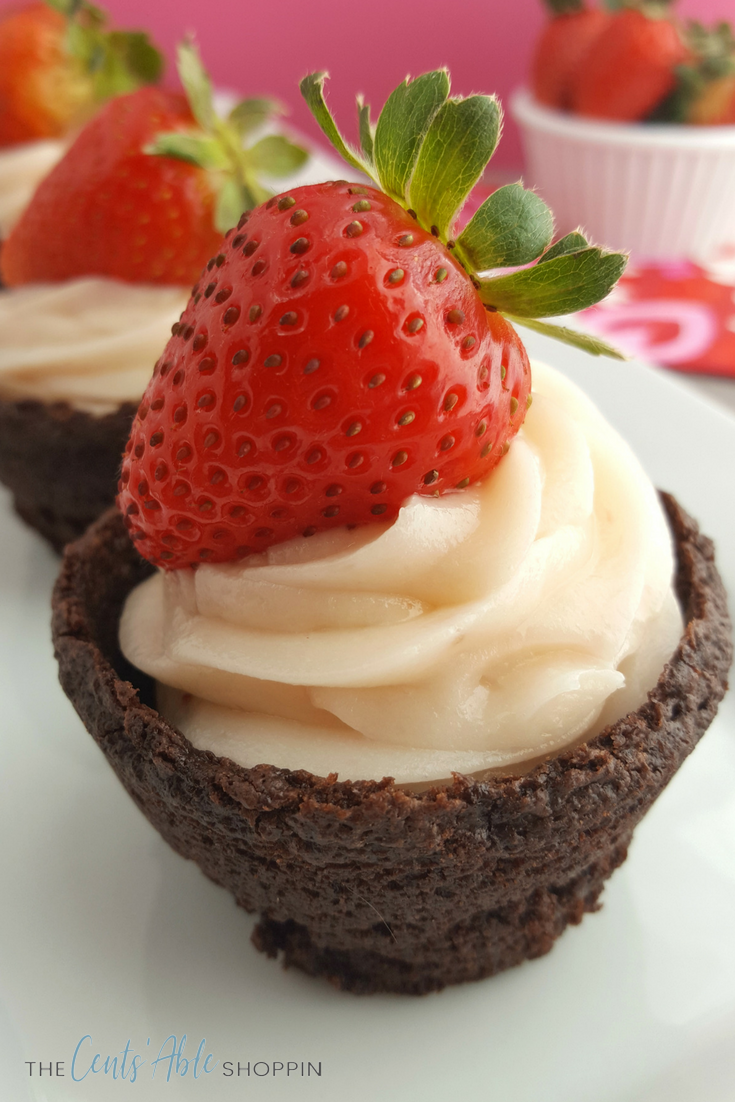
119, 361, 683, 784
0, 277, 189, 414
0, 139, 66, 238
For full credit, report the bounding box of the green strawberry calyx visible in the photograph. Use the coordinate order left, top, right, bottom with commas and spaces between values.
544, 0, 587, 17
147, 40, 309, 233
45, 0, 163, 100
665, 21, 735, 122
301, 69, 628, 359
605, 0, 677, 16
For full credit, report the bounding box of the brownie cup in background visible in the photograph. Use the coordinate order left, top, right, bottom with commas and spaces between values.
0, 278, 188, 551
0, 396, 138, 552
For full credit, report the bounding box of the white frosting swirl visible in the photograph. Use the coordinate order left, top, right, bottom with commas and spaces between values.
0, 139, 66, 238
0, 278, 189, 413
120, 361, 683, 784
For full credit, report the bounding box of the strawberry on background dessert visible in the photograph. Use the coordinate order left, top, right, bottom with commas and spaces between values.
0, 42, 309, 550
0, 0, 162, 239
53, 69, 731, 994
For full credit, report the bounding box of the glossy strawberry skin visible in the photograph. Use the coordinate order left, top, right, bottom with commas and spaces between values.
0, 86, 222, 286
0, 2, 91, 147
532, 9, 611, 110
571, 9, 689, 121
118, 182, 531, 570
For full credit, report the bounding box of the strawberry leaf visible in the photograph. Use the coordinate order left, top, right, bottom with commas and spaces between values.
506, 316, 628, 360
149, 42, 310, 234
146, 131, 228, 170
48, 0, 101, 20
177, 39, 215, 133
215, 176, 267, 233
300, 72, 371, 178
408, 95, 501, 240
85, 30, 162, 99
298, 70, 626, 326
456, 183, 553, 271
108, 30, 161, 85
248, 134, 309, 176
357, 96, 374, 163
544, 0, 585, 13
538, 230, 588, 263
58, 0, 163, 99
653, 21, 735, 123
216, 177, 244, 233
229, 98, 284, 137
479, 248, 626, 317
373, 71, 449, 202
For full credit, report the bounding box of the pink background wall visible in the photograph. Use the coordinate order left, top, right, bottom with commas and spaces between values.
15, 0, 735, 170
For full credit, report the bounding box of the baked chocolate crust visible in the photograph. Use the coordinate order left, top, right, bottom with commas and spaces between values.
51, 496, 732, 995
0, 394, 135, 553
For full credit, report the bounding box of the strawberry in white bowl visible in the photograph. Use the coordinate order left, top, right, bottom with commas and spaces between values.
517, 0, 735, 259
52, 69, 731, 995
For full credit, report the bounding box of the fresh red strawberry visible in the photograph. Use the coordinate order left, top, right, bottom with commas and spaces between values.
0, 1, 162, 148
571, 5, 689, 121
532, 1, 611, 110
0, 86, 221, 285
118, 183, 530, 567
0, 43, 308, 286
118, 71, 627, 569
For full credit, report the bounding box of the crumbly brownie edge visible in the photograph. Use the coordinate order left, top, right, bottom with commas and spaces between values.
51, 495, 732, 995
0, 395, 136, 553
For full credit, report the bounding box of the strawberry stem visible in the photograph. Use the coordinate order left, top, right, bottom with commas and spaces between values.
544, 0, 586, 15
45, 0, 163, 99
300, 69, 628, 355
148, 40, 308, 233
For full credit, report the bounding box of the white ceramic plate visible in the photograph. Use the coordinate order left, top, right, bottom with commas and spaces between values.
1, 331, 734, 1102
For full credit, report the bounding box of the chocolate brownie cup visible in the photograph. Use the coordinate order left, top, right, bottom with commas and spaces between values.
0, 396, 136, 553
0, 277, 187, 552
51, 496, 731, 995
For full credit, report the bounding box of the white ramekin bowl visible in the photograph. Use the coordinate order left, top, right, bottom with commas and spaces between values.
511, 87, 735, 260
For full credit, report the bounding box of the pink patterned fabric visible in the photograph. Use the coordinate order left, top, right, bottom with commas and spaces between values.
583, 255, 735, 377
